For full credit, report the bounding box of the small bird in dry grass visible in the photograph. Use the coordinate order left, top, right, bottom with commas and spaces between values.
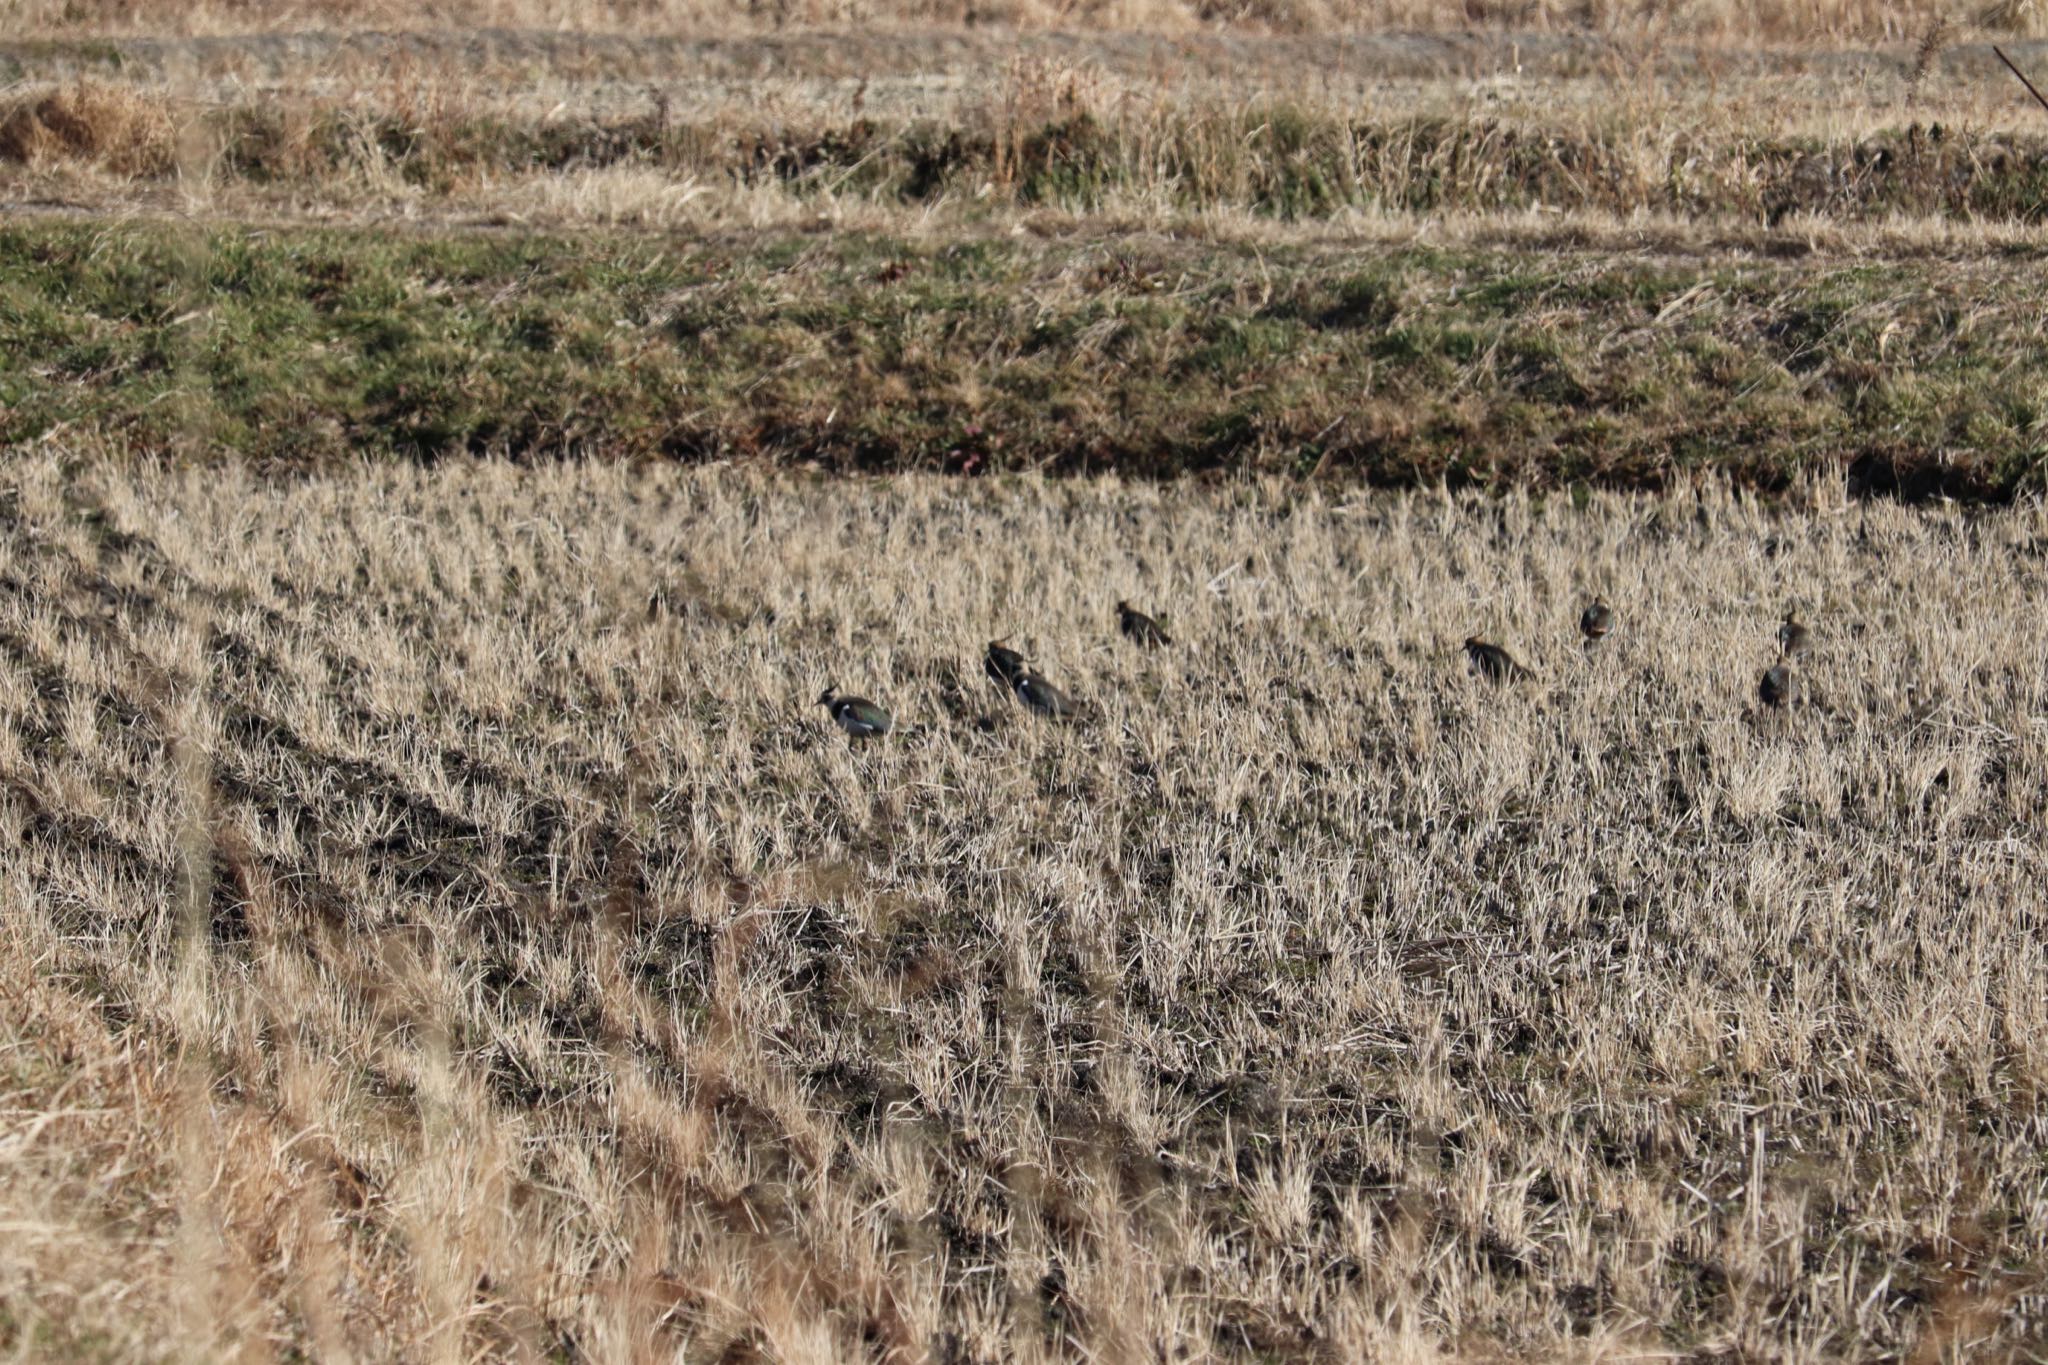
1580, 597, 1614, 645
984, 640, 1027, 688
1758, 664, 1792, 710
1011, 668, 1078, 720
817, 686, 891, 738
1464, 636, 1529, 683
1116, 600, 1171, 647
1778, 611, 1809, 658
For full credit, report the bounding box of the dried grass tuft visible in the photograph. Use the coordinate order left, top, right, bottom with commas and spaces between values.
0, 81, 180, 177
1906, 12, 1954, 102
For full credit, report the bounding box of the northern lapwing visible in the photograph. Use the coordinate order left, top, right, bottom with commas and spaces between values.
984, 640, 1027, 689
1580, 597, 1614, 645
1116, 600, 1171, 648
1012, 668, 1078, 720
1464, 636, 1529, 684
1758, 664, 1792, 710
817, 686, 891, 738
1778, 611, 1809, 658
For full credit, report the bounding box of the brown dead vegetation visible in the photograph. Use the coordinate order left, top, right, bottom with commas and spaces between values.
0, 82, 179, 178
4, 452, 2047, 1360
3, 0, 2042, 43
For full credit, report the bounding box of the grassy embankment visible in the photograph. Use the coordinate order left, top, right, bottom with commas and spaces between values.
3, 221, 2045, 496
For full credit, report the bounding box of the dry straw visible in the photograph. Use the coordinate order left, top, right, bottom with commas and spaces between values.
4, 449, 2045, 1358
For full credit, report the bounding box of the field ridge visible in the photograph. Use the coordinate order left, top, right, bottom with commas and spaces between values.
3, 221, 2044, 498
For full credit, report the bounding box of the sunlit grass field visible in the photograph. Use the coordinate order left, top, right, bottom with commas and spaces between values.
4, 220, 2047, 497
3, 1, 2048, 1357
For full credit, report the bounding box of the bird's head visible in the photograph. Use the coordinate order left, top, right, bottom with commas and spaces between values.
816, 686, 838, 707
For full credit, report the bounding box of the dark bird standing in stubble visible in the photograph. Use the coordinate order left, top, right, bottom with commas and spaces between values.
1580, 597, 1614, 645
982, 639, 1079, 719
984, 640, 1027, 688
1010, 668, 1078, 720
1758, 664, 1792, 710
1116, 600, 1171, 648
1464, 636, 1530, 683
1778, 611, 1810, 658
817, 686, 891, 738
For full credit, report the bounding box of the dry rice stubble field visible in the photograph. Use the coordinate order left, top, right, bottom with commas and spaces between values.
2, 450, 2047, 1359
